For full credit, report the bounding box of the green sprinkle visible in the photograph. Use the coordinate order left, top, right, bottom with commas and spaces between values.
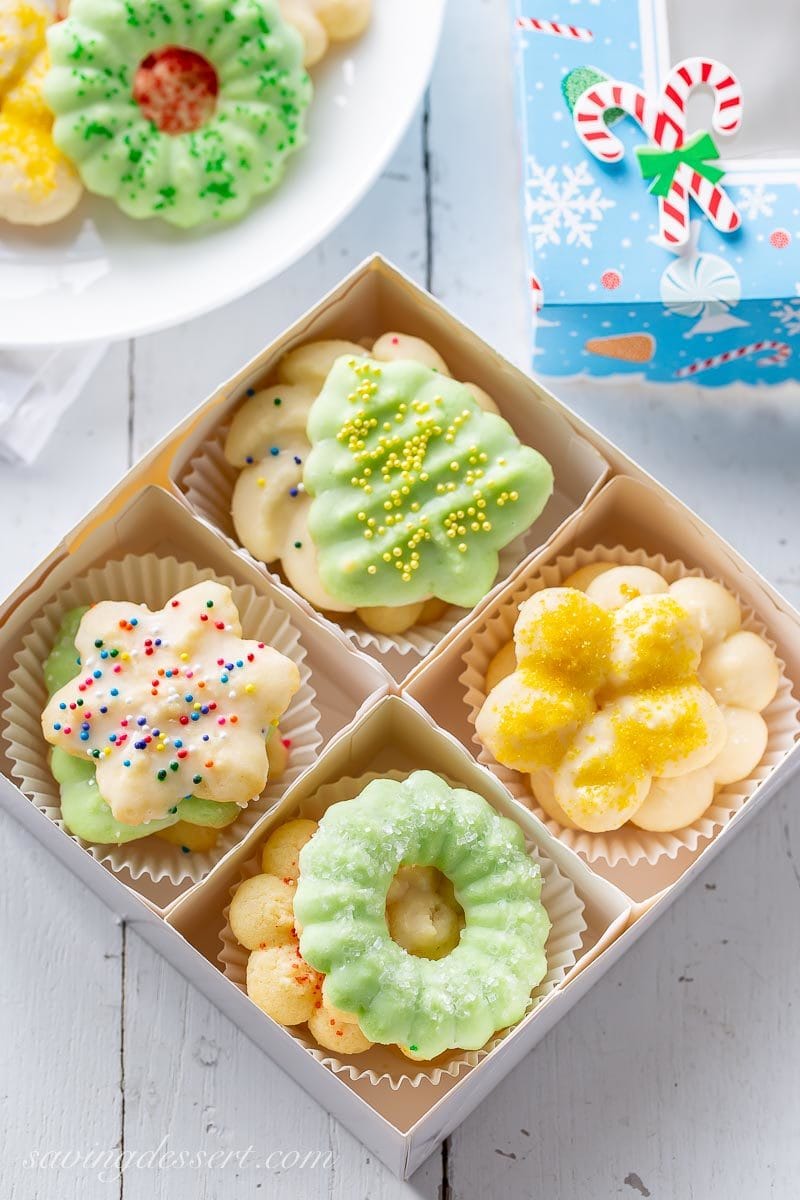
157, 769, 167, 781
193, 774, 202, 785
169, 761, 179, 772
293, 541, 302, 549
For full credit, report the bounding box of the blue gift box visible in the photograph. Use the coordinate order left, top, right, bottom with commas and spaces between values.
511, 0, 800, 386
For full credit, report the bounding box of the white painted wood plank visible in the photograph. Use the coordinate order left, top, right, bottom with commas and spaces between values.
0, 808, 122, 1200
426, 0, 529, 368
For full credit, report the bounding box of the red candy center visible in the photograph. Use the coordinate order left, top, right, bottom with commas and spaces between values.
133, 46, 219, 135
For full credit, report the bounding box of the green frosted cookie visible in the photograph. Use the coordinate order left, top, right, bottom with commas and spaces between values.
45, 0, 312, 228
303, 356, 554, 609
44, 607, 240, 845
294, 772, 550, 1060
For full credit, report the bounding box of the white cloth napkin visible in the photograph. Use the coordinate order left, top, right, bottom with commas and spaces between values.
0, 343, 107, 464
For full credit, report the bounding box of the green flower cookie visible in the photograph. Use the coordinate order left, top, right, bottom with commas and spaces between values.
304, 356, 554, 608
45, 0, 312, 227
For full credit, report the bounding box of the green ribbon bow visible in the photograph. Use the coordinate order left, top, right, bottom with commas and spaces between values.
635, 130, 725, 197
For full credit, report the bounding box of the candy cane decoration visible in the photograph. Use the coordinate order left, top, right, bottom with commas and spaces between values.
573, 57, 742, 247
515, 17, 593, 42
529, 271, 544, 315
676, 340, 790, 378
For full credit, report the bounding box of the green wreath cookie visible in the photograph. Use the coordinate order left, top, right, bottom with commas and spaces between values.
293, 772, 550, 1060
45, 0, 312, 227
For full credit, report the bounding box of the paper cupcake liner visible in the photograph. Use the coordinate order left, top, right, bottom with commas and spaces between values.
460, 545, 800, 868
218, 770, 586, 1090
181, 419, 547, 659
2, 554, 322, 886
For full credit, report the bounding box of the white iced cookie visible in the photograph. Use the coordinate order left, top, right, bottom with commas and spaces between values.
280, 0, 371, 67
631, 768, 715, 832
41, 582, 300, 826
699, 630, 780, 711
476, 562, 778, 835
529, 768, 579, 830
668, 577, 741, 648
585, 565, 668, 611
224, 332, 502, 633
710, 707, 769, 786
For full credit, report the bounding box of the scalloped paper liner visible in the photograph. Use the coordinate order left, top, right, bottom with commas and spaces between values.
2, 554, 322, 886
181, 415, 548, 659
460, 545, 800, 868
218, 770, 587, 1090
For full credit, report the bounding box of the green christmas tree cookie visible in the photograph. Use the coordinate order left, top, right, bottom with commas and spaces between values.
304, 356, 554, 609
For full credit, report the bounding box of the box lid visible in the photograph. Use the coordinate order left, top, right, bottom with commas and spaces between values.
512, 0, 800, 308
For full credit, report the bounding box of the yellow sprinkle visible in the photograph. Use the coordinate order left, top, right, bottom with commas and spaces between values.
245, 683, 256, 694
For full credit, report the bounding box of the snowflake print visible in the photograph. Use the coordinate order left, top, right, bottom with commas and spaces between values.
736, 183, 777, 221
771, 299, 800, 337
525, 160, 615, 250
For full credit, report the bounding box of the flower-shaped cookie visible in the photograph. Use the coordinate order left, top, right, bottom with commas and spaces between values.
476, 584, 730, 832
0, 0, 82, 225
41, 582, 300, 826
280, 0, 371, 67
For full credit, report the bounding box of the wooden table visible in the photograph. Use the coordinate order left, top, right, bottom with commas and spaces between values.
3, 3, 800, 1195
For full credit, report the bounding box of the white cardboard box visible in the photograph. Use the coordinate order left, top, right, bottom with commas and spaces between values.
1, 256, 799, 1178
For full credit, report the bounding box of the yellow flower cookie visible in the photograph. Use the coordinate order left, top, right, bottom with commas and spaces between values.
476, 564, 780, 834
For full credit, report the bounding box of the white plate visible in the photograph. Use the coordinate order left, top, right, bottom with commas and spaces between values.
0, 0, 445, 347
